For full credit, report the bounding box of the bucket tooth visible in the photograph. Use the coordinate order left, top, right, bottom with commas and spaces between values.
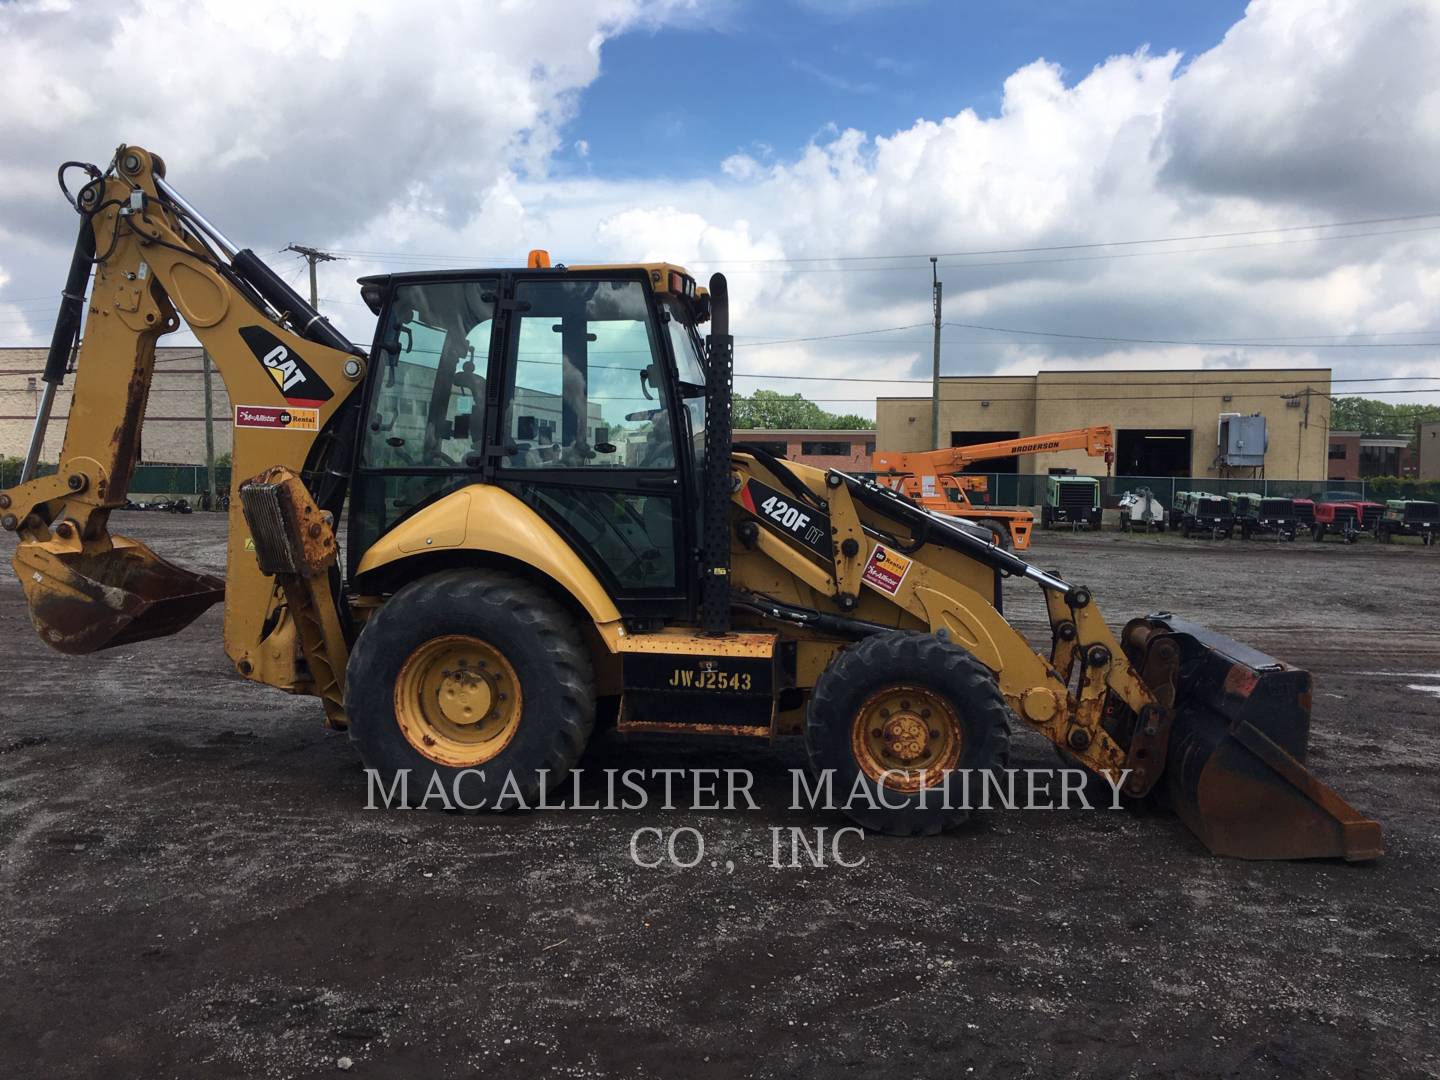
1125, 614, 1383, 862
14, 535, 224, 655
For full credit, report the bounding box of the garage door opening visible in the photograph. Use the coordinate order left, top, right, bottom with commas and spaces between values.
950, 430, 1021, 473
1116, 429, 1192, 477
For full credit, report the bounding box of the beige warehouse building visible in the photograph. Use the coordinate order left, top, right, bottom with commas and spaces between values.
1, 346, 230, 465
4, 351, 1333, 484
877, 368, 1332, 480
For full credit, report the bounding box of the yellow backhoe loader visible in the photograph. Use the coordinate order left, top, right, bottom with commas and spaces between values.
0, 146, 1381, 859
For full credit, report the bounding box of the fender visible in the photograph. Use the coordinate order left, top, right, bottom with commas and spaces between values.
354, 485, 623, 635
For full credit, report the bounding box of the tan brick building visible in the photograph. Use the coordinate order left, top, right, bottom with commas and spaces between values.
733, 429, 876, 471
1, 346, 230, 465
876, 368, 1332, 480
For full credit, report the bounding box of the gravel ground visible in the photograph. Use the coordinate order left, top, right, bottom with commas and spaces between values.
1, 513, 1437, 1079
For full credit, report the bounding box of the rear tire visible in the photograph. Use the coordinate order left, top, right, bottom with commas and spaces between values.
345, 569, 596, 809
805, 632, 1012, 836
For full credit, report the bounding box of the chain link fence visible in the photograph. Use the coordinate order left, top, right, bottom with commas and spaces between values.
0, 460, 233, 498
4, 458, 1437, 507
945, 474, 1440, 508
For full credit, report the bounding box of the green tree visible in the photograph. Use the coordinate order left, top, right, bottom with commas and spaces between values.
732, 390, 874, 430
1330, 397, 1440, 437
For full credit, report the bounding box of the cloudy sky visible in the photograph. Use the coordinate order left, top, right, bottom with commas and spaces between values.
2, 0, 1438, 417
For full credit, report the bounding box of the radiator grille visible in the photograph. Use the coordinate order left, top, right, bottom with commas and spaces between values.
240, 482, 300, 575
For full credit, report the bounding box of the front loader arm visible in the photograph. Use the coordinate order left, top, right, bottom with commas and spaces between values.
731, 457, 1381, 860
730, 456, 1154, 783
0, 145, 366, 695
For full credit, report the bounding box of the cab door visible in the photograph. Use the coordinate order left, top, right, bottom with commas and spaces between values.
492, 272, 694, 620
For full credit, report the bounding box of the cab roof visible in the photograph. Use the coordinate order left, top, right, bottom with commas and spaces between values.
357, 261, 703, 295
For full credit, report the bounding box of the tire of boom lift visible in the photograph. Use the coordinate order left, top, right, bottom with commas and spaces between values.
344, 568, 596, 809
979, 519, 1013, 551
804, 632, 1012, 837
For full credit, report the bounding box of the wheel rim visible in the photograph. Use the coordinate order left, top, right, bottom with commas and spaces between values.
393, 634, 523, 767
850, 684, 962, 793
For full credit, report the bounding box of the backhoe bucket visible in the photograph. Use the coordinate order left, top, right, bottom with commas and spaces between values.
1123, 615, 1383, 862
13, 535, 224, 655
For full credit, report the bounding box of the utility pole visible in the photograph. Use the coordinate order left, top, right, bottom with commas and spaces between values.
930, 256, 943, 450
284, 243, 341, 308
202, 348, 216, 507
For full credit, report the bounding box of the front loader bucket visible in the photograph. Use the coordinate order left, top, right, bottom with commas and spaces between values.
13, 535, 224, 655
1124, 615, 1383, 862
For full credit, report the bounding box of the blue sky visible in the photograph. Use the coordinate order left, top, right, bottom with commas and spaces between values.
566, 0, 1251, 178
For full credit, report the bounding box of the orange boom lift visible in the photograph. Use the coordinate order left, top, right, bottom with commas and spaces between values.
871, 426, 1115, 549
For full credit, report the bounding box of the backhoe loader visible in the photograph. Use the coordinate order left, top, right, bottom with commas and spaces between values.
0, 146, 1381, 859
871, 426, 1115, 550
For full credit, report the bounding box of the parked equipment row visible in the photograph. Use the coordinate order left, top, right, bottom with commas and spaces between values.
1114, 488, 1437, 545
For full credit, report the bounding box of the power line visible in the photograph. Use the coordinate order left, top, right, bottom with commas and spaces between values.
942, 321, 1440, 349
687, 224, 1440, 275
733, 388, 1440, 404
731, 372, 1440, 387
701, 212, 1440, 264
316, 211, 1440, 269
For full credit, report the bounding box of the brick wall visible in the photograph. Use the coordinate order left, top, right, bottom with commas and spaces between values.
1, 347, 230, 464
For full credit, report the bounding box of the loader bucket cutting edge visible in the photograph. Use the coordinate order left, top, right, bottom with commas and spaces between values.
1125, 614, 1383, 862
13, 535, 224, 655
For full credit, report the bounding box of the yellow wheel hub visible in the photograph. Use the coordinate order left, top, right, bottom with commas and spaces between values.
851, 684, 961, 793
393, 635, 522, 767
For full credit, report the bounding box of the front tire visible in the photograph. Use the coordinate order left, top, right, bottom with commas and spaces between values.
345, 569, 596, 809
804, 633, 1012, 836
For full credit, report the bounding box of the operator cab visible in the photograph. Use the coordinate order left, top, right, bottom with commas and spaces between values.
350, 259, 712, 621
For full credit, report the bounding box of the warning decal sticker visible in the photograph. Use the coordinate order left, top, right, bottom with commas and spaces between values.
234, 404, 319, 431
861, 543, 912, 596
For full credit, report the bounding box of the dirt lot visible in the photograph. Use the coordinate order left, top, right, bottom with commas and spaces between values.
1, 514, 1437, 1079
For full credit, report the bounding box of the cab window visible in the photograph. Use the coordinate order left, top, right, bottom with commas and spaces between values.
362, 280, 495, 469
499, 278, 674, 470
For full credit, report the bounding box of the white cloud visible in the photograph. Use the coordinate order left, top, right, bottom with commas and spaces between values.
0, 0, 689, 256
1161, 0, 1440, 214
2, 0, 1438, 419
